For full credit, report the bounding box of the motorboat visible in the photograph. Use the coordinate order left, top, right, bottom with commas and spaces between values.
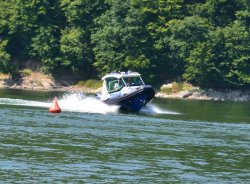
96, 71, 155, 112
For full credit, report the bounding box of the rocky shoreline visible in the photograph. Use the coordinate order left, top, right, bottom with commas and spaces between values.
156, 89, 250, 102
0, 72, 101, 94
1, 73, 250, 102
156, 83, 250, 102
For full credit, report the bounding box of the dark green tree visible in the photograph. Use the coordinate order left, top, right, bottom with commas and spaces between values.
184, 19, 250, 88
59, 0, 106, 76
60, 27, 91, 73
91, 0, 152, 78
29, 26, 61, 72
157, 15, 212, 78
194, 0, 241, 27
139, 0, 187, 79
0, 39, 11, 73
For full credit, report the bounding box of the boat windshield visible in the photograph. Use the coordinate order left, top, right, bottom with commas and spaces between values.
105, 78, 125, 93
122, 76, 144, 87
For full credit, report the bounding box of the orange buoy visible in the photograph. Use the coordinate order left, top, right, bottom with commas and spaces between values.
49, 97, 61, 113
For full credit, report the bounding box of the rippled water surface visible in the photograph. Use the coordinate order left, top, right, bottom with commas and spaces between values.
0, 89, 250, 183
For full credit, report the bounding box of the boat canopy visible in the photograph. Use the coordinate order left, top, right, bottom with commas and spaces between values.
102, 71, 141, 80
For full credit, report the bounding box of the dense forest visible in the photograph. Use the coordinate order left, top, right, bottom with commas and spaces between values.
0, 0, 250, 88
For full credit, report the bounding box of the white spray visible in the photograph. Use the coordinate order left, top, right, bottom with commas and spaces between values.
0, 93, 119, 114
0, 92, 179, 115
58, 93, 119, 114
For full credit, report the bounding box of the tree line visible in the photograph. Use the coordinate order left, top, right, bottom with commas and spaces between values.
0, 0, 249, 88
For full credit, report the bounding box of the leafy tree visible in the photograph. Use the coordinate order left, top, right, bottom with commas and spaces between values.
157, 15, 212, 78
0, 1, 11, 73
0, 0, 65, 73
29, 26, 61, 73
60, 0, 106, 27
194, 0, 240, 27
60, 27, 91, 73
0, 39, 11, 73
183, 36, 227, 88
60, 0, 106, 76
184, 19, 250, 88
223, 20, 250, 87
139, 0, 187, 78
92, 0, 152, 78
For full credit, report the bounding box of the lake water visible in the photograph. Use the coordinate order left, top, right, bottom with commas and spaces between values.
0, 89, 250, 183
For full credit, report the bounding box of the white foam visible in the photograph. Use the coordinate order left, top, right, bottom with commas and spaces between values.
58, 93, 119, 114
141, 104, 180, 115
0, 93, 119, 114
0, 98, 50, 108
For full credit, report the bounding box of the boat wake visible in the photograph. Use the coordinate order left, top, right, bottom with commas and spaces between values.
0, 98, 49, 108
0, 92, 178, 115
0, 93, 119, 114
140, 104, 180, 115
58, 93, 119, 114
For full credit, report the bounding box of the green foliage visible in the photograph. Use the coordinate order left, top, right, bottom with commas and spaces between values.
160, 82, 194, 94
91, 0, 153, 78
161, 87, 172, 95
166, 16, 212, 75
0, 39, 11, 73
20, 68, 32, 76
184, 19, 250, 88
223, 21, 250, 86
60, 27, 89, 71
59, 0, 106, 76
77, 79, 102, 89
29, 26, 61, 73
193, 0, 240, 26
183, 41, 222, 87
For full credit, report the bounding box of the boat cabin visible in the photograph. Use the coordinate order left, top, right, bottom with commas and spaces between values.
102, 71, 145, 94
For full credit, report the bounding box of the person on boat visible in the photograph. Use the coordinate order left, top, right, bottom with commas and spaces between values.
114, 82, 119, 90
124, 77, 131, 86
